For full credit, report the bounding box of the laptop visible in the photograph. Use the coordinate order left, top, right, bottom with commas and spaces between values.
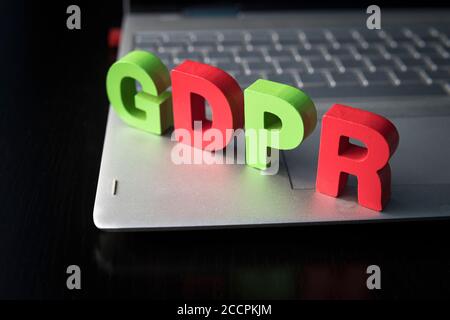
93, 0, 450, 230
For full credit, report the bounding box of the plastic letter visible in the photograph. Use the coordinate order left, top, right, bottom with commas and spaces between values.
244, 79, 317, 170
106, 50, 172, 134
171, 60, 244, 151
316, 104, 400, 211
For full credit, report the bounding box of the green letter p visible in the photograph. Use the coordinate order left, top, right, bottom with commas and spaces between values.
244, 79, 317, 170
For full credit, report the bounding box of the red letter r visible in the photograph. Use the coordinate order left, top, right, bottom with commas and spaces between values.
316, 104, 399, 211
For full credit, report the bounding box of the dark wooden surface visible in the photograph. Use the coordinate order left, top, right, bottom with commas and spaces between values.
1, 1, 450, 299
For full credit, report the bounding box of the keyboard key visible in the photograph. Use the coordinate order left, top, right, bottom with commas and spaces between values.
248, 30, 272, 40
326, 46, 353, 57
361, 70, 392, 84
427, 37, 449, 47
277, 60, 307, 72
328, 29, 355, 42
412, 45, 440, 57
206, 51, 234, 61
368, 57, 401, 70
357, 30, 384, 41
266, 49, 295, 61
265, 73, 298, 87
355, 47, 383, 57
295, 48, 323, 59
221, 44, 246, 53
236, 50, 265, 61
246, 61, 276, 73
393, 70, 425, 83
276, 30, 299, 42
383, 45, 412, 56
431, 26, 450, 35
249, 40, 274, 49
190, 41, 217, 50
302, 29, 328, 43
338, 57, 368, 69
135, 33, 163, 44
303, 83, 447, 99
298, 72, 327, 85
248, 31, 273, 46
175, 52, 205, 63
161, 41, 188, 51
221, 31, 245, 41
424, 70, 450, 81
397, 57, 429, 69
332, 40, 361, 48
220, 40, 246, 47
166, 32, 192, 42
429, 57, 450, 68
194, 32, 219, 42
210, 61, 244, 73
382, 28, 411, 42
408, 27, 441, 40
307, 59, 338, 70
329, 71, 360, 85
278, 39, 301, 47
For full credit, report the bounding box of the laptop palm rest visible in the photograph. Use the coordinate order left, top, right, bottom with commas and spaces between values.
93, 108, 450, 230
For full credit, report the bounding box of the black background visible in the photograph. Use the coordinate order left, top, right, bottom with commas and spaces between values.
0, 0, 449, 299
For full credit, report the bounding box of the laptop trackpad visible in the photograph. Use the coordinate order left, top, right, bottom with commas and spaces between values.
284, 116, 450, 189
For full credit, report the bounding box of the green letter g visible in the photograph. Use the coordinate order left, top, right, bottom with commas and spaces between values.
106, 50, 172, 134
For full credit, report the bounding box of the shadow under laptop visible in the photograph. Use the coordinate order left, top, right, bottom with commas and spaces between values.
94, 230, 374, 299
92, 217, 450, 300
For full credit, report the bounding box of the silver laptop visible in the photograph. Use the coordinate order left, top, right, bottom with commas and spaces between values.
93, 1, 450, 230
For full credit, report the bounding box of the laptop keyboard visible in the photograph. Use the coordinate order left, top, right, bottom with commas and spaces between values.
134, 27, 450, 99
